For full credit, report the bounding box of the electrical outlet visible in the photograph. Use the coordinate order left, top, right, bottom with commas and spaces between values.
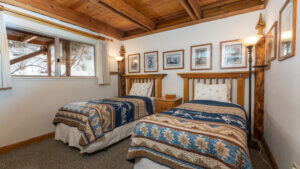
293, 162, 299, 169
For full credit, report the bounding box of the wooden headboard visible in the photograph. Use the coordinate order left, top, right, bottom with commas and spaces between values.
178, 72, 249, 108
122, 74, 167, 98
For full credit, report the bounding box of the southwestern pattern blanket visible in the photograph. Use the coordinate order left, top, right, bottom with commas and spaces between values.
127, 100, 252, 169
53, 96, 153, 147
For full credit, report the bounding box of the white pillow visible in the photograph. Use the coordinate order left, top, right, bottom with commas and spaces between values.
129, 82, 152, 97
146, 82, 153, 97
194, 83, 230, 103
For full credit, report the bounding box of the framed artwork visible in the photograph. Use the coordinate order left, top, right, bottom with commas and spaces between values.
220, 40, 247, 69
266, 21, 278, 62
278, 0, 297, 61
144, 51, 158, 72
163, 50, 184, 70
190, 43, 212, 70
128, 53, 140, 73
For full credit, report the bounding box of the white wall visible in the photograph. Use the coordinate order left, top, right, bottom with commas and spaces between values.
124, 11, 261, 116
264, 0, 300, 168
0, 77, 118, 147
0, 5, 122, 147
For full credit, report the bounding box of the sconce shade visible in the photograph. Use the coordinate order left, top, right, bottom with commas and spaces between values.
115, 56, 124, 61
239, 35, 263, 47
281, 31, 292, 42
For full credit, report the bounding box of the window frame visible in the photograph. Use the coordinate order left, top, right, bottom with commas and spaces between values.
55, 37, 96, 77
8, 28, 97, 78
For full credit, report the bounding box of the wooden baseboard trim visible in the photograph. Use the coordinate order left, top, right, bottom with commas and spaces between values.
262, 136, 279, 169
0, 132, 54, 154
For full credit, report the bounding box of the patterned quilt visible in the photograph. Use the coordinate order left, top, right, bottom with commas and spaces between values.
127, 100, 252, 169
53, 96, 153, 147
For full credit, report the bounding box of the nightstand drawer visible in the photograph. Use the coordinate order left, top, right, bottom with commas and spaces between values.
156, 103, 173, 112
155, 97, 182, 113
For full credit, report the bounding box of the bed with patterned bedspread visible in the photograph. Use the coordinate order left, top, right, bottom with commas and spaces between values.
127, 100, 252, 169
53, 96, 153, 147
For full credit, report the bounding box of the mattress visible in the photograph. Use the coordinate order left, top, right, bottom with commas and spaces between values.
54, 97, 155, 153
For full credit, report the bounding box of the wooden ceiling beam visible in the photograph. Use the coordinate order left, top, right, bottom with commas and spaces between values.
69, 0, 89, 10
0, 0, 124, 39
179, 0, 197, 20
198, 0, 223, 6
10, 48, 47, 65
90, 0, 155, 31
123, 4, 264, 40
8, 35, 47, 46
154, 11, 189, 23
187, 0, 203, 19
202, 0, 241, 10
203, 0, 262, 18
21, 35, 38, 43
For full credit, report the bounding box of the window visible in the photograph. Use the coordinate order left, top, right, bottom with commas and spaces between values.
59, 39, 95, 77
8, 28, 95, 77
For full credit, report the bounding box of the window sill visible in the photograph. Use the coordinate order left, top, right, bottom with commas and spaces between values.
12, 76, 97, 80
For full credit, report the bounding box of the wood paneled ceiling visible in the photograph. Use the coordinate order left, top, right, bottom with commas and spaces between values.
0, 0, 267, 40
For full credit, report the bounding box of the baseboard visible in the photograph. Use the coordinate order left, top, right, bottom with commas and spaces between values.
262, 136, 279, 169
0, 132, 54, 154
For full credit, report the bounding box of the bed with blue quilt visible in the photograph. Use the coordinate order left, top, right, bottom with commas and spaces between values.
53, 95, 154, 153
127, 100, 252, 169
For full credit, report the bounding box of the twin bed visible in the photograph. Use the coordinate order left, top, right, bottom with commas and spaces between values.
52, 74, 166, 153
52, 72, 252, 168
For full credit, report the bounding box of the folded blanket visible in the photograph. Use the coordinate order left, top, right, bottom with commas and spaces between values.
53, 96, 153, 146
127, 100, 251, 169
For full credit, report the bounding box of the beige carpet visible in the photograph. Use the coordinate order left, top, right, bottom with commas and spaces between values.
0, 138, 273, 169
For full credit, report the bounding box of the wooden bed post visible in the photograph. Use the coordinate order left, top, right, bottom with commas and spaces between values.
120, 46, 126, 96
156, 76, 163, 98
237, 77, 245, 107
183, 76, 189, 102
127, 79, 132, 95
254, 37, 266, 140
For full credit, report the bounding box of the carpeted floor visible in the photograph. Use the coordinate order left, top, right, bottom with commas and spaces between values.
0, 138, 273, 169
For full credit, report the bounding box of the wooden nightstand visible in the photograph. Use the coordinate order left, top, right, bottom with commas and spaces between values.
155, 97, 182, 113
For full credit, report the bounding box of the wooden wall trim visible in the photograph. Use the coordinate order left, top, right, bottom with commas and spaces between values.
109, 71, 118, 75
0, 132, 54, 154
0, 87, 12, 90
262, 136, 279, 169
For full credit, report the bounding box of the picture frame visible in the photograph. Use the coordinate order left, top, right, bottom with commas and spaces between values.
266, 21, 278, 62
190, 43, 212, 70
163, 50, 184, 70
144, 51, 158, 72
220, 39, 247, 69
278, 0, 297, 61
128, 53, 140, 73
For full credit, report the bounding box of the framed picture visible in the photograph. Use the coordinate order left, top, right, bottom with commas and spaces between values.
266, 21, 278, 62
190, 43, 212, 70
278, 0, 297, 61
163, 50, 184, 70
144, 51, 158, 72
128, 53, 140, 73
220, 40, 247, 69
